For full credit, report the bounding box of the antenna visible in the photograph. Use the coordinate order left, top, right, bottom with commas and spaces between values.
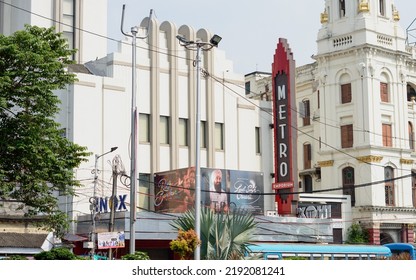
120, 4, 153, 256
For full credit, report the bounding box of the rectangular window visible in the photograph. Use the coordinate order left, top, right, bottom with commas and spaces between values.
317, 90, 320, 109
302, 100, 311, 126
160, 116, 170, 145
380, 82, 389, 102
179, 118, 188, 146
379, 0, 385, 16
255, 127, 261, 154
339, 0, 346, 17
139, 113, 150, 143
201, 121, 207, 149
245, 81, 251, 95
382, 123, 392, 147
139, 173, 150, 189
341, 124, 353, 148
303, 144, 312, 169
341, 83, 352, 104
62, 0, 75, 50
412, 171, 416, 208
215, 123, 224, 150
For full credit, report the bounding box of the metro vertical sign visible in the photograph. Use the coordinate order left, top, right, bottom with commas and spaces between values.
272, 38, 298, 215
275, 73, 291, 185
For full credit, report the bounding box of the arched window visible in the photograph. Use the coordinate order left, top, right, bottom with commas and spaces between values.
380, 74, 389, 103
342, 167, 355, 206
385, 167, 395, 206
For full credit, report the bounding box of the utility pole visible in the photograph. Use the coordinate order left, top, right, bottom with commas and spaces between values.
120, 5, 153, 254
90, 147, 118, 259
108, 161, 118, 260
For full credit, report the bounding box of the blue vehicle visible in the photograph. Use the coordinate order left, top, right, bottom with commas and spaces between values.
246, 243, 392, 260
383, 243, 416, 260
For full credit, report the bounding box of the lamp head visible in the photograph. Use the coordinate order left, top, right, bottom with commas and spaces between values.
210, 34, 222, 47
176, 35, 188, 44
110, 147, 118, 152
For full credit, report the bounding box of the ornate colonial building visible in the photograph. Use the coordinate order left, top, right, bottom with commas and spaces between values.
295, 0, 416, 244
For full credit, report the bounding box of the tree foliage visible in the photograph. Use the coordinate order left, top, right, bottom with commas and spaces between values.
34, 247, 85, 260
346, 223, 369, 244
0, 25, 90, 236
170, 229, 200, 260
121, 251, 151, 260
171, 208, 257, 260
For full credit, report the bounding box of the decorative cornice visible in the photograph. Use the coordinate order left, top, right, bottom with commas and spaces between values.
318, 160, 334, 167
356, 155, 383, 163
400, 158, 414, 165
358, 206, 416, 213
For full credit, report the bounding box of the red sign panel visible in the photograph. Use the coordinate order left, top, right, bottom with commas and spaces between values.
272, 38, 298, 215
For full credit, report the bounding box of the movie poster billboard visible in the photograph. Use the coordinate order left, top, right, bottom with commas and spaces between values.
154, 167, 196, 213
228, 170, 263, 214
154, 167, 263, 215
97, 231, 125, 249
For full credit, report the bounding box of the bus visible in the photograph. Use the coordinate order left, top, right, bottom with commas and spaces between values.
383, 243, 416, 260
246, 243, 392, 260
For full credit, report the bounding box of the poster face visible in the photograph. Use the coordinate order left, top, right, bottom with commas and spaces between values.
154, 167, 196, 213
154, 167, 263, 215
97, 232, 125, 249
228, 170, 264, 215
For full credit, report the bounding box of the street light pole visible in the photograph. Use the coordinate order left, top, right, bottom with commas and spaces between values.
90, 146, 118, 259
176, 34, 222, 260
121, 5, 153, 255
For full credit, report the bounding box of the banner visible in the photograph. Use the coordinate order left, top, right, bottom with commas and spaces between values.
97, 231, 125, 249
154, 167, 263, 215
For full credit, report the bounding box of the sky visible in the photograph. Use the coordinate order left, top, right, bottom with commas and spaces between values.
107, 0, 416, 75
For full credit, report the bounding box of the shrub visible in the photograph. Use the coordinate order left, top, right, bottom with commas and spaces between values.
121, 251, 150, 260
34, 247, 83, 260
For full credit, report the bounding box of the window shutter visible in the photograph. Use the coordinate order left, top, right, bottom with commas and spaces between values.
380, 82, 389, 102
382, 124, 392, 147
303, 144, 311, 169
341, 83, 352, 104
341, 124, 353, 148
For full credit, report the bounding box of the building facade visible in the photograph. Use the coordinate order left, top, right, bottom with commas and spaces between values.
0, 0, 108, 63
55, 16, 277, 239
245, 0, 416, 244
296, 0, 416, 244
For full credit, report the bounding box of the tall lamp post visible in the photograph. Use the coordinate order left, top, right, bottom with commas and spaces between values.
176, 34, 222, 260
90, 146, 118, 259
121, 5, 152, 254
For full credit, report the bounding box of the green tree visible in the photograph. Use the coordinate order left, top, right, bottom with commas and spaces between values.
0, 25, 90, 237
171, 208, 257, 260
346, 223, 369, 244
